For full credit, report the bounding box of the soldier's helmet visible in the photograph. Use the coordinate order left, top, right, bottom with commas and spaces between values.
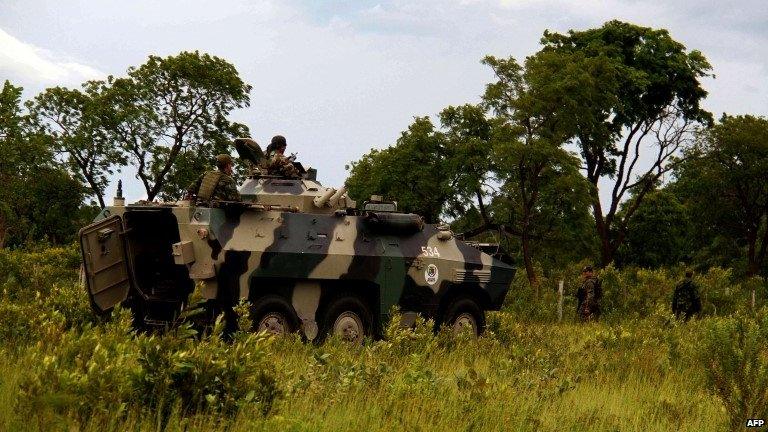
216, 154, 233, 170
266, 135, 287, 154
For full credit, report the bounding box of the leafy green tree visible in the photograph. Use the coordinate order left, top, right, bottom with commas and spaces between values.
474, 56, 591, 286
9, 167, 90, 246
346, 117, 450, 223
27, 84, 126, 208
674, 115, 768, 276
438, 104, 494, 221
0, 81, 89, 247
100, 51, 251, 201
348, 56, 593, 286
617, 190, 691, 268
0, 80, 27, 247
533, 20, 712, 266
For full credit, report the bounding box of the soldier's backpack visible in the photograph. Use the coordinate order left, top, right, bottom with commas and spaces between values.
197, 171, 223, 201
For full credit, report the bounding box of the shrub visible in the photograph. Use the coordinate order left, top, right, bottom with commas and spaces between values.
133, 319, 281, 417
18, 308, 139, 422
698, 311, 768, 430
0, 244, 80, 299
18, 309, 282, 426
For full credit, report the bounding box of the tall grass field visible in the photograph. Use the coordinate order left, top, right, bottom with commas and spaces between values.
1, 245, 766, 431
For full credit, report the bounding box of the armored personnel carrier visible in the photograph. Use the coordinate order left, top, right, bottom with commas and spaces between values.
79, 138, 514, 342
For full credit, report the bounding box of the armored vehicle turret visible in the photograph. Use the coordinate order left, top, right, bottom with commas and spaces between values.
79, 139, 515, 342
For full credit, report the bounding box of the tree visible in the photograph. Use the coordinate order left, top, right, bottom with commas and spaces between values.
617, 190, 691, 268
0, 80, 27, 247
534, 20, 712, 266
438, 104, 495, 222
27, 84, 126, 208
0, 80, 89, 247
449, 56, 590, 286
101, 51, 251, 201
7, 166, 90, 246
347, 56, 593, 287
346, 117, 451, 223
674, 115, 768, 276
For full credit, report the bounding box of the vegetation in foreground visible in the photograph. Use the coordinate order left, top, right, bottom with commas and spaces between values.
2, 246, 767, 432
1, 16, 766, 432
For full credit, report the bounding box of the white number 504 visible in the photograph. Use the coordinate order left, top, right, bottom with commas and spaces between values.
421, 246, 440, 257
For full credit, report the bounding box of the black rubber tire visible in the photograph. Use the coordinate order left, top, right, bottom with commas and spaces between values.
250, 295, 300, 335
442, 297, 486, 336
319, 295, 373, 344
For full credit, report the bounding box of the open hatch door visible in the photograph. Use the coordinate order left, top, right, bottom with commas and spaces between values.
79, 215, 131, 313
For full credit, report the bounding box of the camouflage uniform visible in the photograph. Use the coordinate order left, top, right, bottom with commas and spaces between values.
187, 170, 241, 203
672, 277, 701, 320
576, 276, 602, 321
266, 151, 301, 178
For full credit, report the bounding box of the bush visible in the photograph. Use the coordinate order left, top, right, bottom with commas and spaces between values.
0, 244, 81, 300
17, 309, 282, 426
0, 246, 760, 431
698, 311, 768, 430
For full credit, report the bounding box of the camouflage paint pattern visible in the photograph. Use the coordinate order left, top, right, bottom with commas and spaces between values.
81, 174, 514, 337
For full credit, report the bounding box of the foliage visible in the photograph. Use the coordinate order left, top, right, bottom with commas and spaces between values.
479, 54, 594, 283
0, 81, 89, 247
534, 20, 712, 265
673, 114, 768, 276
0, 245, 93, 343
27, 84, 127, 208
500, 262, 765, 323
347, 56, 596, 280
617, 190, 692, 267
0, 247, 281, 426
0, 247, 765, 430
18, 309, 281, 425
100, 51, 251, 201
699, 312, 768, 430
346, 117, 450, 223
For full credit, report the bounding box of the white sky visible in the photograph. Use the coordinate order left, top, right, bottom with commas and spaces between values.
1, 0, 766, 202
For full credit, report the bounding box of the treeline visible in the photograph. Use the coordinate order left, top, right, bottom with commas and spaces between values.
0, 51, 251, 247
346, 20, 768, 283
1, 21, 767, 285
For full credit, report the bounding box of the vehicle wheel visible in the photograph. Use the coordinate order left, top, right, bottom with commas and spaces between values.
321, 295, 373, 344
251, 295, 299, 335
443, 297, 485, 337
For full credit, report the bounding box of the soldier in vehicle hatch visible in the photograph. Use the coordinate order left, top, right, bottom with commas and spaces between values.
185, 154, 241, 203
576, 265, 602, 321
264, 135, 301, 178
672, 270, 701, 320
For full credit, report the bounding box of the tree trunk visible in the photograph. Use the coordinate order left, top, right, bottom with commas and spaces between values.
756, 217, 768, 276
82, 173, 106, 209
95, 191, 106, 209
521, 231, 538, 295
746, 229, 759, 276
147, 138, 185, 201
475, 189, 490, 224
590, 188, 614, 267
0, 217, 6, 249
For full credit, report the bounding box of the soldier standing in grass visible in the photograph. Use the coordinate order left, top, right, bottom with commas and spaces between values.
186, 154, 241, 203
672, 270, 701, 320
577, 265, 602, 321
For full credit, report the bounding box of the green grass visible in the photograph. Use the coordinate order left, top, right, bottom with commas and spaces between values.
0, 246, 761, 431
0, 316, 731, 432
